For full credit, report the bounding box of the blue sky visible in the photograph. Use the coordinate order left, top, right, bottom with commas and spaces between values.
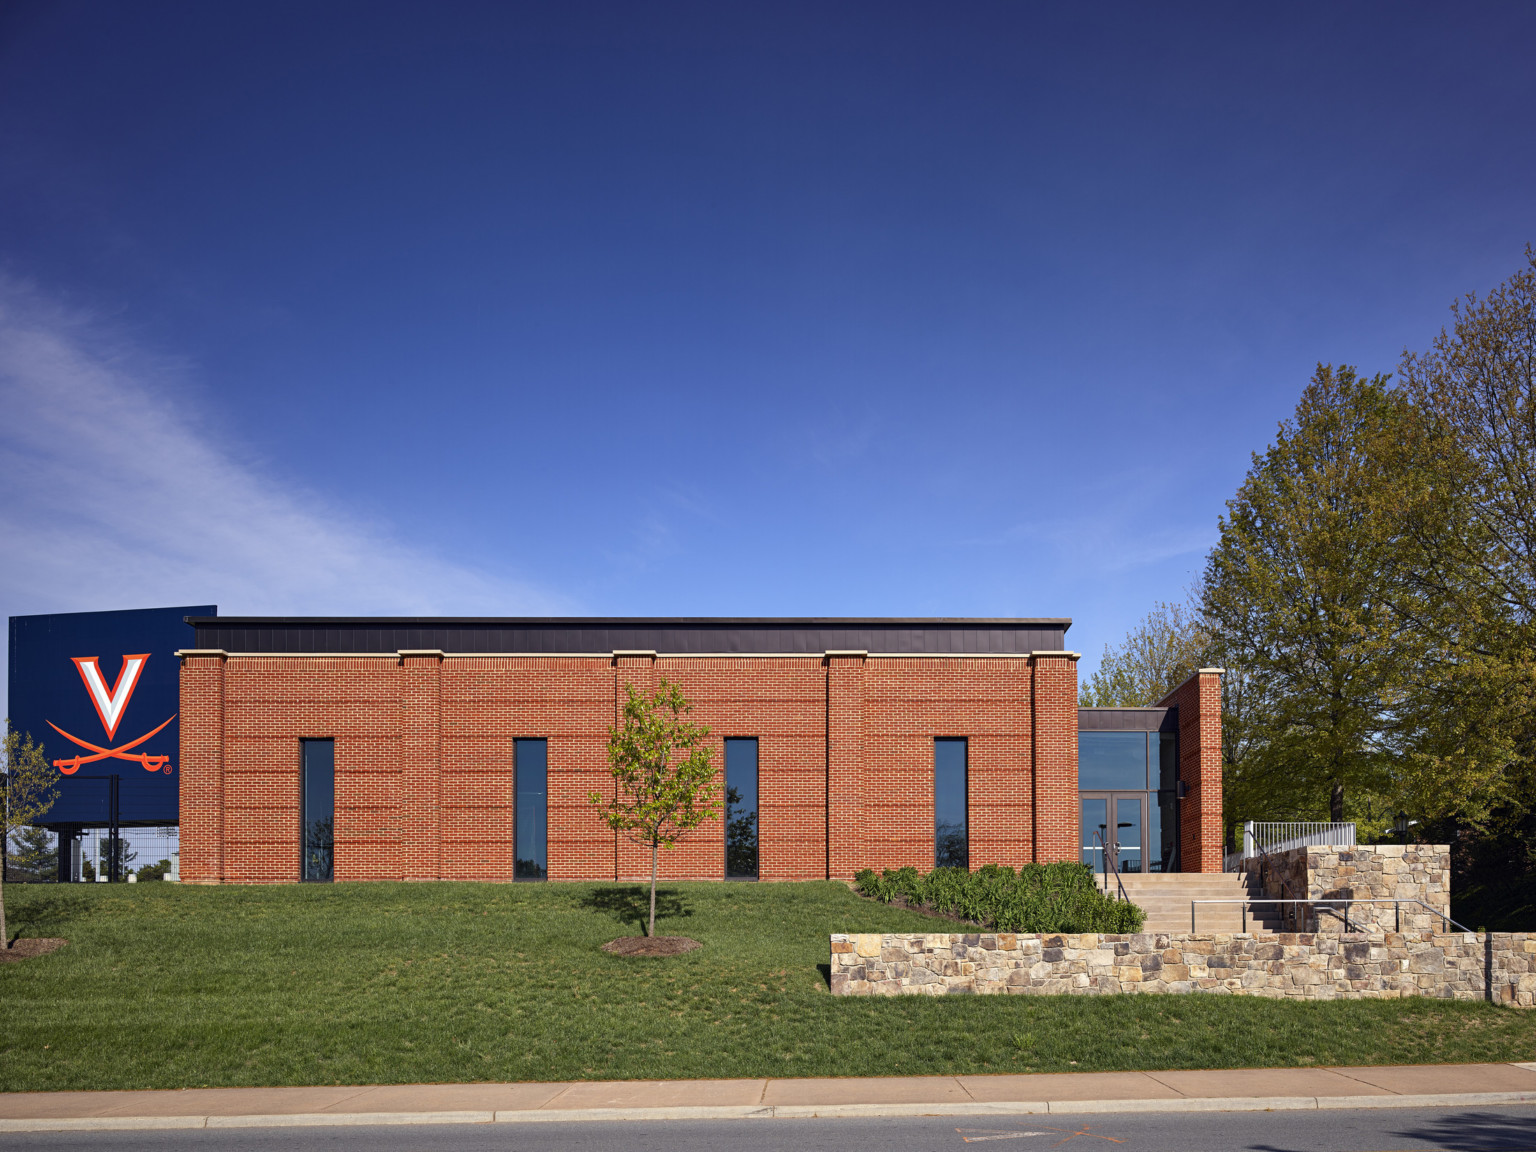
2, 1, 1533, 682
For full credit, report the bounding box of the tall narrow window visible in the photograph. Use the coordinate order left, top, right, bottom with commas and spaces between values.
1156, 731, 1179, 872
934, 738, 968, 870
300, 739, 334, 882
725, 738, 759, 879
515, 738, 548, 880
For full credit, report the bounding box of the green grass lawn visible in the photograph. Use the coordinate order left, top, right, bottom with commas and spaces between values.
3, 880, 1534, 1092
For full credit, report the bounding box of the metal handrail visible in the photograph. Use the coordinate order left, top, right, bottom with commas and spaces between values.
1254, 839, 1299, 932
1190, 897, 1474, 935
1227, 821, 1357, 870
1090, 829, 1131, 904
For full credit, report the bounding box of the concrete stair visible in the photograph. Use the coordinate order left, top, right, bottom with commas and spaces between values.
1109, 872, 1283, 934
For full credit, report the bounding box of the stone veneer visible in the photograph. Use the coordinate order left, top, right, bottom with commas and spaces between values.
829, 930, 1536, 1006
1244, 844, 1451, 933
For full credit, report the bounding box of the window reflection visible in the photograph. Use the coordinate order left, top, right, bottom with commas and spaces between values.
934, 738, 968, 870
725, 738, 758, 879
1078, 732, 1148, 790
1157, 732, 1179, 872
515, 738, 548, 880
301, 739, 334, 882
1077, 728, 1179, 873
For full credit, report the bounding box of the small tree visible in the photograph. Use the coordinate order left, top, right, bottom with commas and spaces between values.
3, 724, 59, 947
6, 826, 57, 883
97, 835, 137, 879
590, 680, 720, 937
1079, 597, 1210, 707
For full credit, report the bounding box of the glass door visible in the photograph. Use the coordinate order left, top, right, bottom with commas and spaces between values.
1080, 792, 1145, 876
1113, 794, 1144, 874
1080, 795, 1109, 874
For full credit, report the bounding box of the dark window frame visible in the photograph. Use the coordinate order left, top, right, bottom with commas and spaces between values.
934, 736, 969, 871
514, 737, 548, 881
724, 737, 759, 880
1154, 730, 1181, 873
299, 738, 335, 883
1077, 729, 1182, 873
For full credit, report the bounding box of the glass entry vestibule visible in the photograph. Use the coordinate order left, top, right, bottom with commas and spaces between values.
1078, 724, 1179, 873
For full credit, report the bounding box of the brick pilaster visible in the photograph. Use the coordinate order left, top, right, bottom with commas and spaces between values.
399, 650, 444, 881
825, 651, 866, 880
178, 649, 227, 884
1160, 668, 1224, 873
1030, 651, 1079, 864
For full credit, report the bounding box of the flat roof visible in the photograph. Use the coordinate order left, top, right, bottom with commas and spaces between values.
187, 616, 1072, 656
188, 616, 1072, 626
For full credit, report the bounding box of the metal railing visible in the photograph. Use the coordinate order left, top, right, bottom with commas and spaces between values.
1226, 821, 1357, 870
1091, 829, 1131, 904
1190, 897, 1473, 935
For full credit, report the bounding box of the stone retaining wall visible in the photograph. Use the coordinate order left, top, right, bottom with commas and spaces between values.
1244, 844, 1451, 933
829, 930, 1536, 1005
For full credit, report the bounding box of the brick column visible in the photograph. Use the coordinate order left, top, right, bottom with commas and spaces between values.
1160, 668, 1224, 873
399, 649, 444, 882
825, 650, 866, 880
613, 652, 658, 881
1030, 651, 1079, 864
178, 649, 227, 884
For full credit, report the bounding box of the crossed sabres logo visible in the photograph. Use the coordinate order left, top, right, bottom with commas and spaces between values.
47, 654, 176, 775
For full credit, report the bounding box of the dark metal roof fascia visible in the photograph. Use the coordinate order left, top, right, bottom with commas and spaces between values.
185, 616, 1072, 627
188, 617, 1072, 656
1077, 707, 1178, 732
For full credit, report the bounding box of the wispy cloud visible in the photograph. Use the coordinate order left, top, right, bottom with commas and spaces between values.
964, 471, 1217, 576
0, 277, 571, 628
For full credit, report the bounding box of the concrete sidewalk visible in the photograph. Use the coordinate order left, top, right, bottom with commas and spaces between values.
3, 1063, 1536, 1132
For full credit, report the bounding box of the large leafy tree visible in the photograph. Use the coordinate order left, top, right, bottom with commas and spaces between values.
1201, 365, 1415, 824
590, 680, 720, 938
3, 724, 59, 946
1384, 248, 1536, 834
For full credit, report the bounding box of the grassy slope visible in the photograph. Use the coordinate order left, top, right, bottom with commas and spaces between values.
3, 880, 1534, 1092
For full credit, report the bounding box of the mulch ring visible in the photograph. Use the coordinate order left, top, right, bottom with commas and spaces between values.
0, 939, 68, 963
601, 936, 701, 957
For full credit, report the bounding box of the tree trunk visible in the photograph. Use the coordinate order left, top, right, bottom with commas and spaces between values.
1, 852, 8, 948
648, 839, 658, 938
1330, 780, 1345, 823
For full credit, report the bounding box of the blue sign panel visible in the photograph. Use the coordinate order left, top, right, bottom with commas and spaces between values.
8, 606, 215, 827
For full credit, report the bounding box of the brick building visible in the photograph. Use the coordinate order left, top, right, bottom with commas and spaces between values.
173, 616, 1223, 884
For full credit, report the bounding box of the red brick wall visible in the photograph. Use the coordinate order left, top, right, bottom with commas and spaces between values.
861, 657, 1047, 872
1159, 669, 1224, 873
178, 652, 225, 883
180, 650, 1074, 883
216, 656, 402, 884
400, 652, 442, 882
1030, 654, 1079, 865
825, 654, 865, 880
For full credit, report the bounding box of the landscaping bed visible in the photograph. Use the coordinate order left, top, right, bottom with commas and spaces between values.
854, 862, 1146, 933
3, 880, 1534, 1092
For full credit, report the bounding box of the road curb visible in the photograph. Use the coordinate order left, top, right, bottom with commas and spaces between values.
2, 1091, 1534, 1132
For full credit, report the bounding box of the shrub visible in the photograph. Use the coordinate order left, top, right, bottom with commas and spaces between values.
853, 862, 1145, 934
135, 859, 173, 881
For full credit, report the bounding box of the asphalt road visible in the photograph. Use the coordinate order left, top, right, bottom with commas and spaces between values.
3, 1106, 1536, 1152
